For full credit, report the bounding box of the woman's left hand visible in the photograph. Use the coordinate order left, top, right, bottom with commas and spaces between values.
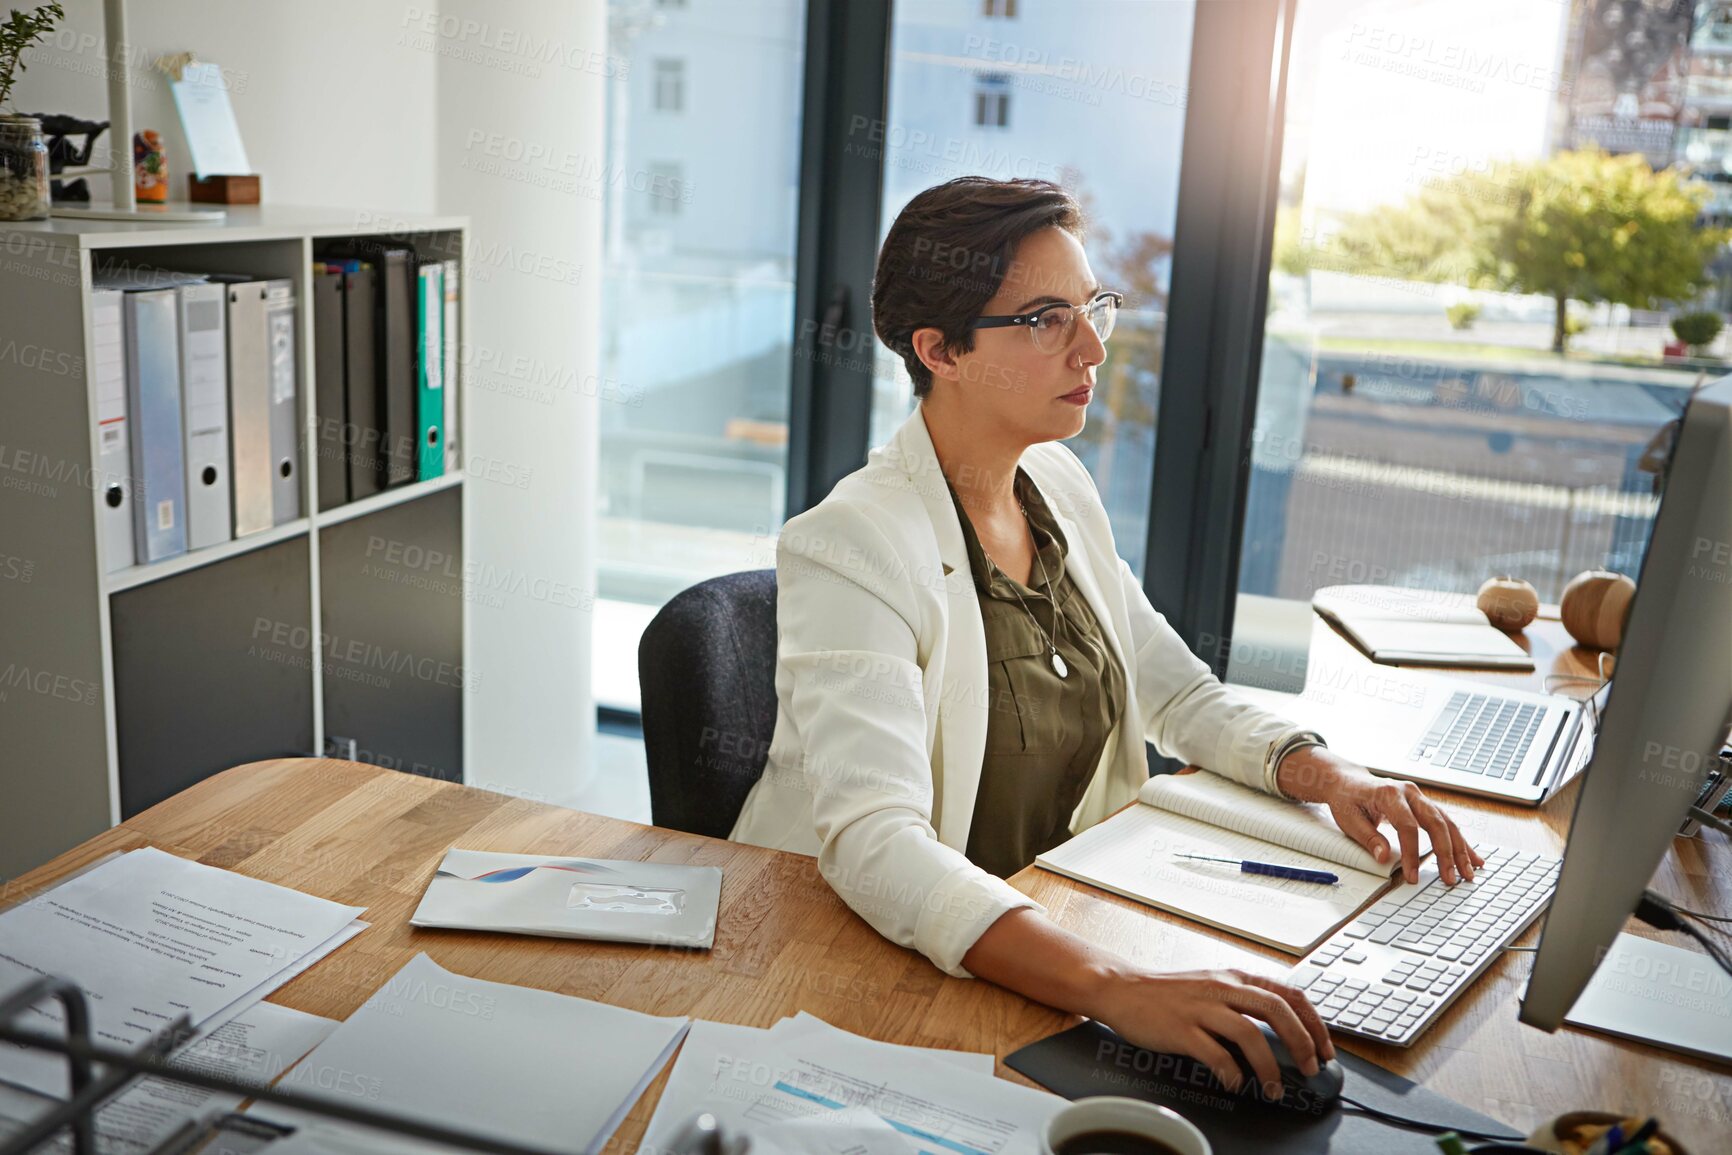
1275, 746, 1484, 886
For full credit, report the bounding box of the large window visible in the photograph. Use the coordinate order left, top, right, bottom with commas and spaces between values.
973, 74, 1011, 128
598, 0, 805, 710
1228, 0, 1701, 689
873, 0, 1198, 579
653, 58, 685, 112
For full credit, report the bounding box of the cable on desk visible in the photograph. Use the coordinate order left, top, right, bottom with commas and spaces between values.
1671, 905, 1732, 925
1337, 1095, 1525, 1143
1636, 891, 1732, 978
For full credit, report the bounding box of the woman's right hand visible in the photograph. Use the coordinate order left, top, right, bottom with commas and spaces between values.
1088, 967, 1335, 1099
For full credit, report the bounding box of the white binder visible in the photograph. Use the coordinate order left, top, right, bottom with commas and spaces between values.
122, 289, 188, 564
176, 283, 232, 550
442, 258, 459, 472
265, 280, 300, 524
226, 281, 272, 537
91, 289, 134, 573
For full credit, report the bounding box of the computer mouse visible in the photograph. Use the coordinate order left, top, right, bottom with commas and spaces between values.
1223, 1022, 1345, 1116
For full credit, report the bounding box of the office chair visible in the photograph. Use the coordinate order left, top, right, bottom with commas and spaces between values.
637, 569, 779, 838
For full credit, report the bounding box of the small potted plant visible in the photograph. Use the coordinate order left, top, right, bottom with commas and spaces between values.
0, 3, 64, 221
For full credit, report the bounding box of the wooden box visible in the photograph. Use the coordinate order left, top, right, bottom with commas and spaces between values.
187, 174, 261, 204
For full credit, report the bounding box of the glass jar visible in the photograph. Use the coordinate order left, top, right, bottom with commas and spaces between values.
0, 115, 51, 222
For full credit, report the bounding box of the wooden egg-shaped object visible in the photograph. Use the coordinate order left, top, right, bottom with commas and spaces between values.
1560, 570, 1637, 651
1476, 576, 1539, 632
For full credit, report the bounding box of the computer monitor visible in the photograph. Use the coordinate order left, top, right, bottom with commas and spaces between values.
1520, 373, 1732, 1031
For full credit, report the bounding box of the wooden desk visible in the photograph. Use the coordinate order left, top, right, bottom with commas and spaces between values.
6, 612, 1727, 1153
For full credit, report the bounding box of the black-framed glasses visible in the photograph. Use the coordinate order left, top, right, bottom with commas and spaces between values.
971, 290, 1123, 353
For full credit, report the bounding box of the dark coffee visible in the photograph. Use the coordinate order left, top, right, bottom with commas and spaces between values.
1053, 1130, 1182, 1155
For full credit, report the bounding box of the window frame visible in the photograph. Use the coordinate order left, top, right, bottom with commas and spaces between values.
604, 0, 1298, 740
786, 0, 1299, 690
652, 57, 685, 112
1142, 0, 1297, 683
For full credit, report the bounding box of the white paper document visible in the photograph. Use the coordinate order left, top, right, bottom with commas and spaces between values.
769, 1014, 994, 1075
411, 847, 722, 948
642, 1017, 1061, 1155
171, 62, 253, 178
0, 1000, 336, 1153
0, 847, 365, 1096
1565, 932, 1732, 1064
253, 952, 689, 1155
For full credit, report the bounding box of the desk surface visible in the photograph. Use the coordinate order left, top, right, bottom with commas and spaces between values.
8, 616, 1729, 1151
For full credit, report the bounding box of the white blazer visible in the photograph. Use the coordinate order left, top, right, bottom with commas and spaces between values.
729, 405, 1312, 977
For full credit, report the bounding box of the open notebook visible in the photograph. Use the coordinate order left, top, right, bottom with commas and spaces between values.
1312, 584, 1534, 670
1035, 771, 1429, 954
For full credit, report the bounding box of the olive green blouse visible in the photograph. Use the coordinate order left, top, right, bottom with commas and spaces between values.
944, 467, 1127, 879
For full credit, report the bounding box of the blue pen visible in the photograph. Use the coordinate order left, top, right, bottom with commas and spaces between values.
1612, 1118, 1658, 1154
1174, 853, 1340, 885
1589, 1124, 1625, 1155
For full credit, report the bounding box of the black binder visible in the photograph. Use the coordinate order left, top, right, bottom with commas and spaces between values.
343, 263, 383, 501
312, 268, 348, 511
376, 247, 416, 487
1005, 1020, 1524, 1155
317, 240, 417, 491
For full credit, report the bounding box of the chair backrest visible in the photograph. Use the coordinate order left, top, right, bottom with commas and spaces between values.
637, 569, 778, 838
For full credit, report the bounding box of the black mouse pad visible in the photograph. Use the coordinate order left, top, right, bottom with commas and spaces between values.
1005, 1021, 1526, 1155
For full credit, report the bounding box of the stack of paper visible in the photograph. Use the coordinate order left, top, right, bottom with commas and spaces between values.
0, 846, 366, 1097
253, 953, 690, 1155
0, 1000, 337, 1154
642, 1012, 1061, 1155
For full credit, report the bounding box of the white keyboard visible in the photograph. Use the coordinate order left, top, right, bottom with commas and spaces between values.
1287, 845, 1561, 1046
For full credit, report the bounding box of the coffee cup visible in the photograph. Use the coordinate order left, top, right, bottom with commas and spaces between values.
1040, 1096, 1211, 1155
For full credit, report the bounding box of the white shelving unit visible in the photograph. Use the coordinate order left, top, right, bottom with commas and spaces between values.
0, 207, 470, 879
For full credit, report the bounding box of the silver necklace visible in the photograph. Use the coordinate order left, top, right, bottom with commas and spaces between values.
987, 502, 1069, 679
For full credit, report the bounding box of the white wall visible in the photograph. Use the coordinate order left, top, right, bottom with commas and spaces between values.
13, 0, 438, 209
13, 0, 603, 806
433, 0, 603, 805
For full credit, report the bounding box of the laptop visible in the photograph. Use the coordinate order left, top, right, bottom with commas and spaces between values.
1231, 669, 1609, 806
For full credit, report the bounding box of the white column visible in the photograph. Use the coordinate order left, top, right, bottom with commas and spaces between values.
435, 0, 605, 805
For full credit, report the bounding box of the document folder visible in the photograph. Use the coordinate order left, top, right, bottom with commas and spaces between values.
123, 288, 188, 564
226, 281, 273, 536
317, 241, 416, 489
177, 282, 233, 549
91, 289, 134, 572
416, 261, 444, 480
341, 262, 383, 501
378, 248, 416, 487
312, 266, 348, 511
442, 258, 459, 473
265, 279, 300, 524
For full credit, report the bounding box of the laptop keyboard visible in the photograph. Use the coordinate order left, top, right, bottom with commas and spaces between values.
1290, 845, 1561, 1046
1410, 691, 1543, 779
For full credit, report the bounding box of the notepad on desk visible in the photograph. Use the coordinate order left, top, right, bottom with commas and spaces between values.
1035, 771, 1428, 954
1312, 584, 1534, 670
410, 847, 722, 948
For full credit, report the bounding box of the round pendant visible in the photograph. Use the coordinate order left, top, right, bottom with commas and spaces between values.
1051, 651, 1068, 678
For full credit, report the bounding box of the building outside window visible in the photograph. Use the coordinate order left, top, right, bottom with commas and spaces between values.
648, 162, 683, 216
653, 58, 685, 112
974, 74, 1011, 128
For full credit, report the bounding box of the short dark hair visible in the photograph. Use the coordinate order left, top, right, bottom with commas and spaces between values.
871, 177, 1085, 400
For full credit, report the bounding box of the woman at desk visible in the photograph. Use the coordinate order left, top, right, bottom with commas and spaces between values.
730, 177, 1483, 1095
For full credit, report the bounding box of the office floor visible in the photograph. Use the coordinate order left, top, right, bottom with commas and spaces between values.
579, 728, 653, 824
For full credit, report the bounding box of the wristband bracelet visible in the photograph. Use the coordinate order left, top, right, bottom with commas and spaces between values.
1266, 730, 1328, 800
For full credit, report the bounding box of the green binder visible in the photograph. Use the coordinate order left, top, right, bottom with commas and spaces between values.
416, 262, 444, 480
